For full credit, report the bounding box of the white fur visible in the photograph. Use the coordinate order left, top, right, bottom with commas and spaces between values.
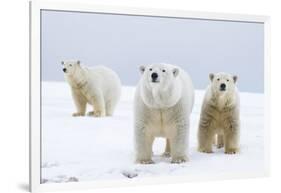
207, 72, 239, 110
62, 60, 121, 117
198, 72, 240, 154
134, 63, 194, 164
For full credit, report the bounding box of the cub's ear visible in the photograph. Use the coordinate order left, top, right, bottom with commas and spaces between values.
139, 65, 145, 74
209, 73, 214, 81
173, 68, 179, 77
61, 61, 64, 65
77, 60, 81, 66
233, 75, 238, 83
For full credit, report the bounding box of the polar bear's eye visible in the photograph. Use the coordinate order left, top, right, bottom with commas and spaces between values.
227, 79, 229, 82
162, 69, 166, 72
69, 64, 72, 67
217, 78, 220, 81
149, 68, 152, 71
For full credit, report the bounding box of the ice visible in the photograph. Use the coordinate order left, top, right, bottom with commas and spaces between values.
41, 81, 265, 183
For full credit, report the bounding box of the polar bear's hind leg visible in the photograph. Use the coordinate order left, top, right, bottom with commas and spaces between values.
105, 100, 117, 116
89, 94, 106, 117
216, 134, 224, 149
162, 138, 171, 157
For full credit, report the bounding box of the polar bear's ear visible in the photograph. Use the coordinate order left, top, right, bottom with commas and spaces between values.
209, 73, 214, 81
77, 60, 81, 66
173, 68, 179, 77
233, 75, 238, 83
139, 65, 145, 74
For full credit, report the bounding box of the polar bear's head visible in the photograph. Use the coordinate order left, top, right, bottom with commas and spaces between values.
139, 63, 182, 108
139, 63, 179, 87
61, 60, 81, 76
209, 72, 238, 96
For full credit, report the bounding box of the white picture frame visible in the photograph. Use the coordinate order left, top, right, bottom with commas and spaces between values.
30, 0, 271, 192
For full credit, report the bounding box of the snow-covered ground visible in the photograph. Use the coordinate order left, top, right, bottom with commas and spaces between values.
41, 81, 265, 183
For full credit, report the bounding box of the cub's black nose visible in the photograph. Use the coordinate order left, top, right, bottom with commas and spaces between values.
220, 83, 226, 90
151, 72, 158, 80
63, 68, 66, 73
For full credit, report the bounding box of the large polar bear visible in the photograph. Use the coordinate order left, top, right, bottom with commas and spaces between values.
62, 60, 121, 117
134, 63, 194, 164
198, 72, 240, 154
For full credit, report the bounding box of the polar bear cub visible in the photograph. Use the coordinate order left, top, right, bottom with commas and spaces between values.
198, 72, 240, 154
62, 60, 121, 117
134, 63, 194, 164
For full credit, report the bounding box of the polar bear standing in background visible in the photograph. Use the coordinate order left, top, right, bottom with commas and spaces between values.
62, 60, 121, 117
134, 63, 194, 164
198, 72, 240, 154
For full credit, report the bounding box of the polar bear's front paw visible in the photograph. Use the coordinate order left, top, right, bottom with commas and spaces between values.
72, 112, 85, 117
225, 148, 239, 154
171, 156, 188, 164
136, 159, 154, 164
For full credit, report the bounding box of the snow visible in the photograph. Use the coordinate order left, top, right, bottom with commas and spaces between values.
41, 81, 265, 183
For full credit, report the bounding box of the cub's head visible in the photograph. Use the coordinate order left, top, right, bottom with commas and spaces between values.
209, 72, 238, 95
61, 60, 81, 75
139, 63, 179, 88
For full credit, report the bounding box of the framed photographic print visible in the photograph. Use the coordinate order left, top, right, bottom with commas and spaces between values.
30, 0, 270, 192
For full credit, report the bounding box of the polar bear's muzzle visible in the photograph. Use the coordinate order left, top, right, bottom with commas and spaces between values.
220, 83, 226, 91
63, 68, 67, 73
151, 72, 159, 83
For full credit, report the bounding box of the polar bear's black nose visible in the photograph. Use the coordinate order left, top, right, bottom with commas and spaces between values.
63, 68, 67, 73
220, 83, 226, 90
151, 72, 158, 80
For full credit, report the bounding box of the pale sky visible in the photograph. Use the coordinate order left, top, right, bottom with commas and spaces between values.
41, 10, 264, 93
